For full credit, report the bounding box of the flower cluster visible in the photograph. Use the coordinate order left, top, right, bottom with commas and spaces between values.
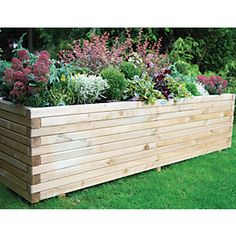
59, 33, 132, 74
58, 30, 169, 78
197, 75, 228, 95
2, 50, 51, 105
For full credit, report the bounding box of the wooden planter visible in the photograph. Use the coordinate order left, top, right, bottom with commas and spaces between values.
0, 94, 235, 203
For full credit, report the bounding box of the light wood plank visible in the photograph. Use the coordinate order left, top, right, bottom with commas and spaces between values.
39, 139, 230, 200
39, 133, 231, 182
28, 94, 234, 118
0, 117, 29, 136
40, 112, 232, 145
40, 100, 233, 127
0, 134, 30, 155
30, 106, 233, 137
0, 151, 28, 172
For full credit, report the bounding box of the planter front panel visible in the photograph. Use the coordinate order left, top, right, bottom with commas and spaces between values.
0, 94, 235, 203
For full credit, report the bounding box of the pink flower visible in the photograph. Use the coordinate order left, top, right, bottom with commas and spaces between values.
3, 68, 14, 83
23, 66, 32, 75
13, 71, 27, 83
10, 81, 27, 99
33, 61, 49, 76
17, 50, 30, 61
11, 58, 23, 71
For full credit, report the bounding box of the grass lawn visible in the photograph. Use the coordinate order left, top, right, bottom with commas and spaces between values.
0, 125, 236, 209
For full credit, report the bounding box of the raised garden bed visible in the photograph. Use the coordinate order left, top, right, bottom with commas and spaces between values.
0, 94, 235, 203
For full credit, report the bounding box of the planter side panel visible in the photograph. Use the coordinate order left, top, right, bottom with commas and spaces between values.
26, 94, 235, 201
0, 99, 40, 203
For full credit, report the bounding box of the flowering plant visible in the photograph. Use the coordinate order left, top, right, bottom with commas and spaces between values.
59, 33, 132, 74
1, 49, 51, 106
58, 30, 169, 78
197, 75, 228, 95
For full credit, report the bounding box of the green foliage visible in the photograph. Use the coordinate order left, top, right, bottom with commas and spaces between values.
169, 29, 236, 73
171, 60, 200, 77
166, 77, 191, 99
120, 62, 142, 79
185, 82, 200, 96
69, 74, 109, 104
101, 67, 127, 100
49, 60, 89, 84
47, 85, 76, 106
124, 75, 164, 104
170, 37, 202, 62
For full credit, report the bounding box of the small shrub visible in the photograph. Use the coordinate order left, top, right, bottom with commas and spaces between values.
101, 67, 127, 100
120, 62, 142, 79
69, 74, 109, 104
197, 75, 228, 95
185, 81, 200, 96
125, 75, 164, 104
165, 77, 191, 99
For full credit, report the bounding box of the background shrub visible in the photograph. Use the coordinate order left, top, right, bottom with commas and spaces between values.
101, 67, 127, 100
120, 62, 142, 79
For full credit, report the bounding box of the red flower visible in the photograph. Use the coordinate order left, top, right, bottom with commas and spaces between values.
197, 75, 228, 95
11, 58, 23, 71
33, 61, 49, 76
13, 71, 27, 83
17, 50, 30, 61
3, 68, 14, 84
10, 81, 27, 99
23, 66, 32, 75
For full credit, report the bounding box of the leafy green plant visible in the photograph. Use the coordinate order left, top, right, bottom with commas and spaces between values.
170, 37, 202, 63
101, 67, 127, 100
47, 82, 76, 106
185, 81, 200, 96
171, 60, 200, 77
69, 74, 109, 104
120, 62, 142, 79
124, 75, 164, 104
165, 77, 191, 99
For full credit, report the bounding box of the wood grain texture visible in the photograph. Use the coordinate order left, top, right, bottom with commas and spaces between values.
0, 94, 234, 202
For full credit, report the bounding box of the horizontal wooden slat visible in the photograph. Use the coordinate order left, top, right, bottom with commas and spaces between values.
39, 140, 230, 200
0, 175, 38, 203
0, 151, 28, 172
40, 111, 232, 145
28, 94, 234, 118
30, 106, 233, 137
38, 125, 231, 168
0, 98, 27, 117
0, 110, 30, 127
0, 143, 32, 166
31, 140, 228, 193
0, 167, 28, 191
0, 127, 31, 146
0, 134, 30, 155
40, 100, 233, 127
0, 117, 29, 136
0, 159, 29, 183
31, 117, 231, 156
39, 133, 231, 182
32, 121, 231, 161
157, 142, 231, 167
39, 125, 231, 165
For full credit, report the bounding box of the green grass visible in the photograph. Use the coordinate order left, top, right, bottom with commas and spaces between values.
1, 126, 236, 209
